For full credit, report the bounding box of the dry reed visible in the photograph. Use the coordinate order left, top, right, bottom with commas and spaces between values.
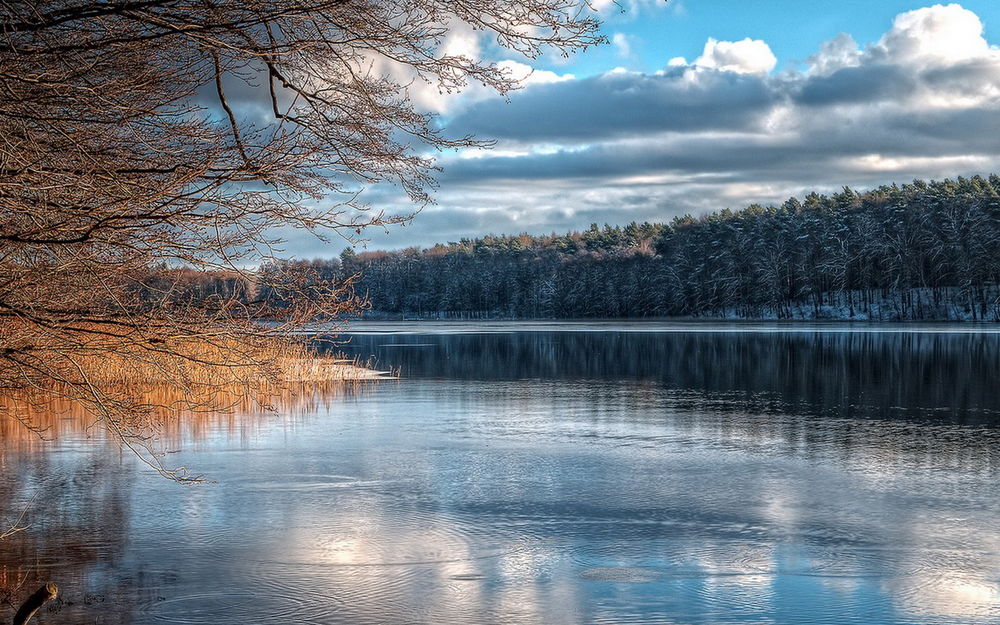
0, 333, 391, 481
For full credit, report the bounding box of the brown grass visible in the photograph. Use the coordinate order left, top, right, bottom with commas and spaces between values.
0, 335, 391, 481
59, 336, 390, 388
0, 379, 372, 449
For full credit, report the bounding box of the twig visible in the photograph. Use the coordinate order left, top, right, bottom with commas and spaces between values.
0, 492, 38, 540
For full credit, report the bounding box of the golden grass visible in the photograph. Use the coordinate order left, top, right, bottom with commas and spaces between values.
278, 356, 392, 382
0, 334, 392, 479
0, 379, 372, 451
59, 336, 390, 388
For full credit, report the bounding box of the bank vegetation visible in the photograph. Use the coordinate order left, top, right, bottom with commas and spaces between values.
0, 0, 601, 477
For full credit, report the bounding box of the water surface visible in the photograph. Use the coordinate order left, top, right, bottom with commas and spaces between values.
2, 322, 999, 624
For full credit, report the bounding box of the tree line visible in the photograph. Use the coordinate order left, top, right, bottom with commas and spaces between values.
321, 176, 1000, 320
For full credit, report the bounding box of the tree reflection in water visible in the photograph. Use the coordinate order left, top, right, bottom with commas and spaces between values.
0, 382, 367, 624
1, 327, 999, 624
334, 327, 1000, 425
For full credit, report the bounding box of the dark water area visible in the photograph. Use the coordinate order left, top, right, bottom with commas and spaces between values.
334, 322, 1000, 426
2, 322, 1000, 624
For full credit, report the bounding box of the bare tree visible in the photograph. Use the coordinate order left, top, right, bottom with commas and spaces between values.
0, 0, 603, 477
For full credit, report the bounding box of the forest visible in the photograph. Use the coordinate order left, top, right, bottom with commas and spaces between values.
326, 176, 1000, 321
182, 175, 1000, 321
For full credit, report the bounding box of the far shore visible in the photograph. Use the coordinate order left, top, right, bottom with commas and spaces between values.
308, 319, 1000, 337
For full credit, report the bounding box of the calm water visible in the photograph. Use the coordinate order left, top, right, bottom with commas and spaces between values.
2, 322, 1000, 624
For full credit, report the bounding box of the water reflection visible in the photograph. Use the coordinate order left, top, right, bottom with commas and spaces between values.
0, 383, 367, 624
334, 328, 1000, 425
1, 326, 999, 624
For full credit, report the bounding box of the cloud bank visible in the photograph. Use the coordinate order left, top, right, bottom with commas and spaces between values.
351, 4, 1000, 250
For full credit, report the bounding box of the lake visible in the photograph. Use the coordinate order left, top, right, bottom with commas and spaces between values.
2, 322, 999, 624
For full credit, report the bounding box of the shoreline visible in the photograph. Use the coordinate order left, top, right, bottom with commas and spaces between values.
280, 358, 395, 382
315, 319, 1000, 336
350, 314, 1000, 324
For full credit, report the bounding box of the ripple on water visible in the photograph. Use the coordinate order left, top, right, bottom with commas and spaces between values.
140, 588, 345, 625
889, 549, 1000, 621
268, 508, 533, 568
580, 567, 663, 583
238, 560, 475, 625
448, 573, 486, 580
571, 540, 775, 577
571, 537, 897, 578
207, 510, 537, 624
235, 473, 402, 494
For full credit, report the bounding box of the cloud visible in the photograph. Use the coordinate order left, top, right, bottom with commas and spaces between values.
612, 32, 633, 58
693, 37, 777, 75
806, 33, 863, 76
446, 68, 779, 143
874, 3, 988, 66
591, 0, 675, 18
284, 4, 1000, 253
495, 60, 575, 86
796, 3, 1000, 111
795, 64, 916, 106
391, 20, 487, 114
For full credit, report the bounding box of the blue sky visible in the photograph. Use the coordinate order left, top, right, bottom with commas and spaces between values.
313, 2, 1000, 254
556, 0, 1000, 75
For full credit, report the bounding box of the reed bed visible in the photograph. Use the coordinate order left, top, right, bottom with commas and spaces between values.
0, 379, 373, 450
0, 333, 391, 480
58, 336, 389, 388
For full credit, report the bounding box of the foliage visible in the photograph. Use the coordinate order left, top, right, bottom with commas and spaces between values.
333, 176, 1000, 320
0, 0, 602, 477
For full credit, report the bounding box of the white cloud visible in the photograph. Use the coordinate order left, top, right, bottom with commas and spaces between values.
591, 0, 674, 18
843, 154, 991, 174
612, 32, 633, 58
801, 4, 1000, 110
875, 3, 989, 66
694, 37, 778, 75
807, 33, 862, 76
363, 19, 488, 114
589, 0, 617, 13
439, 19, 481, 61
496, 60, 574, 86
807, 5, 993, 78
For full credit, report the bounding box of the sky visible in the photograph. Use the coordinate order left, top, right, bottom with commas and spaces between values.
321, 1, 1000, 254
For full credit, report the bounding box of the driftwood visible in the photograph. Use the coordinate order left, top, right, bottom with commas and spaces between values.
12, 583, 57, 625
